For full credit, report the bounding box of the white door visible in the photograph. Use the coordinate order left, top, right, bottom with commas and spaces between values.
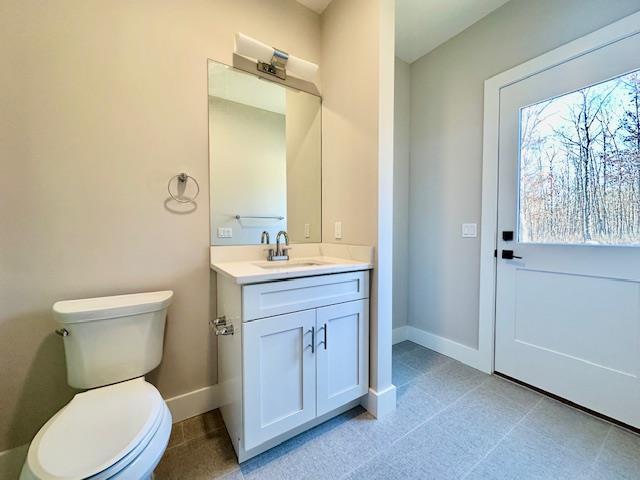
316, 300, 369, 416
495, 31, 640, 427
243, 310, 316, 450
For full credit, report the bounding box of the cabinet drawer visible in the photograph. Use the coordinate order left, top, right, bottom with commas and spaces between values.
242, 271, 369, 321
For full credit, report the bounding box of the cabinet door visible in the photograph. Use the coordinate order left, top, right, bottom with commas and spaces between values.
316, 300, 369, 416
243, 310, 317, 450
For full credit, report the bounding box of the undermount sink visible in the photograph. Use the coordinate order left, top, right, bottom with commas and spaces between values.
253, 259, 328, 270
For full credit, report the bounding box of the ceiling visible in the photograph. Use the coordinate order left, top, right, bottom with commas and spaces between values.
294, 0, 509, 64
395, 0, 510, 63
295, 0, 332, 14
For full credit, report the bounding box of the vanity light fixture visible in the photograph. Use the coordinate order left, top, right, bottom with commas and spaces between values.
234, 32, 319, 83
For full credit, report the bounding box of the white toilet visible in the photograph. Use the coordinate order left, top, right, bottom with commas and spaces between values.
21, 291, 174, 480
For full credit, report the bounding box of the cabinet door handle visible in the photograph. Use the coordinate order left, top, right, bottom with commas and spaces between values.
318, 324, 328, 350
323, 323, 327, 350
305, 327, 315, 353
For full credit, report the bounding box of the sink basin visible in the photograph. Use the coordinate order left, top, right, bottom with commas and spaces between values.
253, 259, 328, 270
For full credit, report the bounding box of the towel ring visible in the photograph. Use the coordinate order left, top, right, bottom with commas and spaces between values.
168, 173, 199, 203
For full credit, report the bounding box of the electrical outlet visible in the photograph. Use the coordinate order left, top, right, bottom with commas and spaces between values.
217, 227, 233, 238
304, 223, 310, 238
334, 221, 342, 240
462, 223, 477, 238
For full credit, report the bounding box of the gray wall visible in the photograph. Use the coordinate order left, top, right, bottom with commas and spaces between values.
408, 0, 640, 347
393, 58, 410, 328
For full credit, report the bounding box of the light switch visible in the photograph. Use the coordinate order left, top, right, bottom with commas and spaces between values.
334, 221, 342, 240
217, 227, 233, 238
462, 223, 477, 238
304, 223, 310, 238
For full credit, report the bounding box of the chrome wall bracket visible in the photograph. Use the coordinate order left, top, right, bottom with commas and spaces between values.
210, 316, 234, 335
257, 48, 288, 80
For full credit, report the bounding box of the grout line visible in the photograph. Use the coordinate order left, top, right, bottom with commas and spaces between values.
386, 372, 493, 448
337, 363, 488, 480
526, 389, 634, 433
394, 354, 455, 378
479, 378, 543, 412
514, 401, 615, 476
165, 413, 226, 452
459, 395, 544, 479
495, 373, 640, 436
584, 423, 612, 477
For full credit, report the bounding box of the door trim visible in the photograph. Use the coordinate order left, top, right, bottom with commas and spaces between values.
478, 11, 640, 373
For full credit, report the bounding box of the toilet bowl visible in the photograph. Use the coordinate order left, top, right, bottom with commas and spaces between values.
20, 291, 174, 480
20, 378, 172, 480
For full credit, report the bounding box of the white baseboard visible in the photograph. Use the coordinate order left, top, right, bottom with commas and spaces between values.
392, 325, 409, 344
361, 385, 397, 418
393, 326, 488, 373
165, 384, 222, 423
0, 443, 28, 479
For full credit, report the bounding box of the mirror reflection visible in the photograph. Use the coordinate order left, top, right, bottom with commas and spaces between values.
208, 60, 322, 245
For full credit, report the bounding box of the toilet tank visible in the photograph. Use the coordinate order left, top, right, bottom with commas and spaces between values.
53, 291, 173, 389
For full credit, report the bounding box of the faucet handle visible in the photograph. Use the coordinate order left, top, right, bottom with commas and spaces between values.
278, 246, 291, 261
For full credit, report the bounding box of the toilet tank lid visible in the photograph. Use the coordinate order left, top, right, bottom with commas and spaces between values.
53, 291, 173, 324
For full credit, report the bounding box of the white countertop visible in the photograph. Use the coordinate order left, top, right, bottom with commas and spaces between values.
210, 243, 374, 284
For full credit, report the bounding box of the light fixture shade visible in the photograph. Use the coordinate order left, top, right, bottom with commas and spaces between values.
235, 33, 274, 64
287, 55, 319, 83
234, 32, 319, 84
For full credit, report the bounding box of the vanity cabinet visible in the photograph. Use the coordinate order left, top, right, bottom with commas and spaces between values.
216, 270, 370, 462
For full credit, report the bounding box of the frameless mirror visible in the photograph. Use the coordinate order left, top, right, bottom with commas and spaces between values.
208, 60, 322, 245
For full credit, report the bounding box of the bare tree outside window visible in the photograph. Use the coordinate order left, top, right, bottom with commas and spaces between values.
519, 70, 640, 245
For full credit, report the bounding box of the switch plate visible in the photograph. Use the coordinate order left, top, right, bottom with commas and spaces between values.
304, 223, 310, 238
462, 223, 477, 238
217, 227, 233, 238
334, 221, 342, 240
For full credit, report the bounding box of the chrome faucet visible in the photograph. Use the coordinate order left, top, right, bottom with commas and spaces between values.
261, 231, 275, 261
272, 231, 290, 261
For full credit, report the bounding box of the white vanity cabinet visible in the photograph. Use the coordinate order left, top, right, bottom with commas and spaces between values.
216, 270, 370, 462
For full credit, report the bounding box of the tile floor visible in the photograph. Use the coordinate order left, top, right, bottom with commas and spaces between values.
155, 341, 640, 479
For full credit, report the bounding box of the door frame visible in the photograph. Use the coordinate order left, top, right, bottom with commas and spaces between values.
478, 12, 640, 373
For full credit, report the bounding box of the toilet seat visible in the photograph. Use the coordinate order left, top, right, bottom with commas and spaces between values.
25, 378, 165, 480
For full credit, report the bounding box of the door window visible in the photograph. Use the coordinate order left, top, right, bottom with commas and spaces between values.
518, 70, 640, 245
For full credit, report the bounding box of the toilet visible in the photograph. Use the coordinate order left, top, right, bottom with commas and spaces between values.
20, 291, 174, 480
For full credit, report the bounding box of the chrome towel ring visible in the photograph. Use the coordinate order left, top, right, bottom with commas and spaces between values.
168, 172, 200, 203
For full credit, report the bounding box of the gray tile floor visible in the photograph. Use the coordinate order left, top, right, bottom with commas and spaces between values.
156, 341, 640, 479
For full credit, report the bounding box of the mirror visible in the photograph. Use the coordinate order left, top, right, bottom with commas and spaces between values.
208, 60, 322, 245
